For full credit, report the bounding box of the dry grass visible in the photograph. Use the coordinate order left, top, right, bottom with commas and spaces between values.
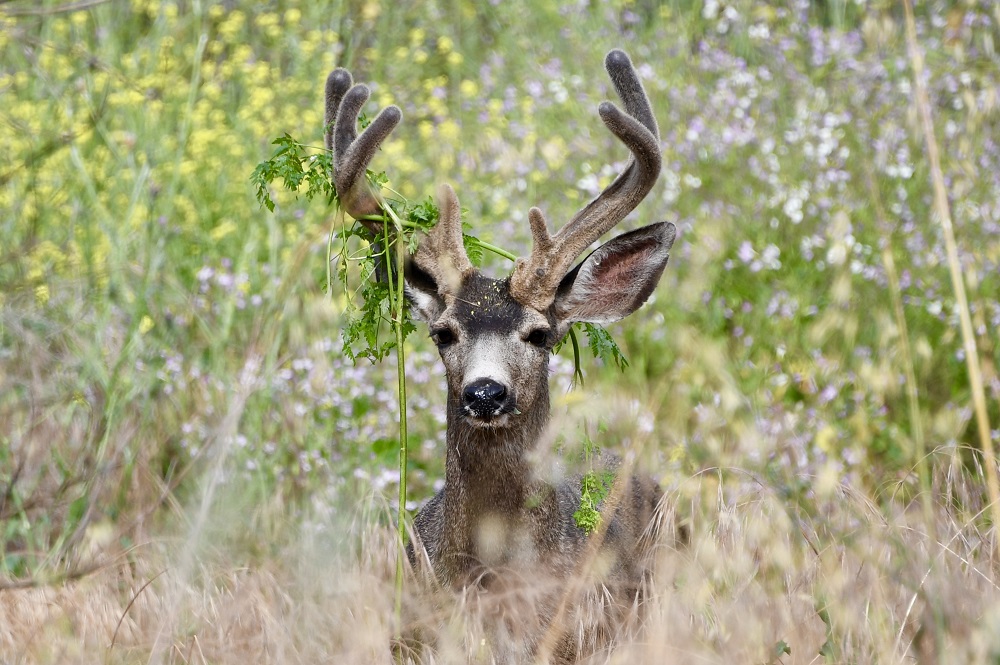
2, 460, 998, 664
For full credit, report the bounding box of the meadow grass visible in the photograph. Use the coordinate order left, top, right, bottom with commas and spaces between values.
1, 0, 999, 662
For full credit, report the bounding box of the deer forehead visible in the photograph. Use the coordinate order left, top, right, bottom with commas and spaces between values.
445, 274, 551, 334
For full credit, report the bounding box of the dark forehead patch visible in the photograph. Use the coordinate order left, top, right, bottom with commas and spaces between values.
452, 274, 525, 332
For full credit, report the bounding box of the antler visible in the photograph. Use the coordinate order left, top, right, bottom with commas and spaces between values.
325, 68, 402, 237
508, 49, 662, 311
325, 67, 473, 294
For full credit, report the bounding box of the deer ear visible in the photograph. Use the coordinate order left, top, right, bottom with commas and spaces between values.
553, 222, 675, 326
404, 258, 446, 323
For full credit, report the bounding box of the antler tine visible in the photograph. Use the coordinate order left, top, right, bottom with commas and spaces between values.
324, 69, 352, 154
605, 48, 658, 137
324, 67, 474, 295
412, 184, 475, 296
324, 68, 402, 237
509, 49, 662, 311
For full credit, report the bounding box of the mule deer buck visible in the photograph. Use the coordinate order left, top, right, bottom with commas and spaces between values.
326, 49, 676, 663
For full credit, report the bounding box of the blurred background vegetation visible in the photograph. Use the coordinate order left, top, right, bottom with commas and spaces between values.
1, 0, 999, 661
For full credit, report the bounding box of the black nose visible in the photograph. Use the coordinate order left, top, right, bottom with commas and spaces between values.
462, 379, 509, 417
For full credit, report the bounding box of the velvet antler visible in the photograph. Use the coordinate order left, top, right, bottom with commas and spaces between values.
508, 49, 662, 311
325, 68, 472, 294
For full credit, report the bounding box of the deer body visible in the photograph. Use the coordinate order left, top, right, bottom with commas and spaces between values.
324, 49, 675, 662
405, 274, 661, 592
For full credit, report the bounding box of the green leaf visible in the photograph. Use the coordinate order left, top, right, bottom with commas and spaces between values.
407, 196, 439, 229
572, 496, 601, 535
463, 234, 484, 267
67, 495, 88, 527
583, 323, 629, 371
250, 133, 336, 211
573, 436, 615, 535
367, 168, 389, 190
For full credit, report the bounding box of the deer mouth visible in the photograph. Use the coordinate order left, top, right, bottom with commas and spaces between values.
462, 404, 519, 429
465, 414, 509, 429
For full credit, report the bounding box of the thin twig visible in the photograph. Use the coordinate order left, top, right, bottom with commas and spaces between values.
110, 568, 167, 648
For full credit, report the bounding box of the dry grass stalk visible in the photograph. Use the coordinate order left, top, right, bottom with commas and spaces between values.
901, 0, 1000, 543
2, 463, 1000, 663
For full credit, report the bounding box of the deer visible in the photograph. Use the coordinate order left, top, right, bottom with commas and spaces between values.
325, 49, 677, 663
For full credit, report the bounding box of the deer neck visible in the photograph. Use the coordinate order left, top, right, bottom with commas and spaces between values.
437, 382, 553, 576
444, 385, 549, 504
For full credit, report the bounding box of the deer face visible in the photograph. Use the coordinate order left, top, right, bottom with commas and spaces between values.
405, 224, 675, 430
405, 270, 554, 428
326, 48, 674, 431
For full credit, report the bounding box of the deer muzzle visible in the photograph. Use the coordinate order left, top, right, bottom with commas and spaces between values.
462, 378, 515, 421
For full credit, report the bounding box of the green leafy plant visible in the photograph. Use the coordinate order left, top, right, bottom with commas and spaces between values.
573, 434, 616, 535
250, 134, 334, 213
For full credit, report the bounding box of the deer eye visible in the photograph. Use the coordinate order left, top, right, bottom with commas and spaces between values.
430, 327, 456, 347
525, 328, 549, 348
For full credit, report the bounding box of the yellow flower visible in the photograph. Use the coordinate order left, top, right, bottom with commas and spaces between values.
438, 119, 460, 142
396, 156, 419, 174
361, 2, 381, 21
254, 12, 278, 29
35, 284, 50, 306
459, 80, 478, 98
139, 315, 154, 335
218, 11, 245, 42
211, 220, 238, 241
815, 425, 837, 453
541, 137, 567, 170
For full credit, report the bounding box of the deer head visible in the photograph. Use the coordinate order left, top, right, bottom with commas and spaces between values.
326, 50, 675, 431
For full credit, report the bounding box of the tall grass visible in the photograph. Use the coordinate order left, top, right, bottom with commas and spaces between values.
1, 0, 999, 662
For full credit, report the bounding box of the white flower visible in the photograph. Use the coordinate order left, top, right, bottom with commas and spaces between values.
826, 243, 847, 266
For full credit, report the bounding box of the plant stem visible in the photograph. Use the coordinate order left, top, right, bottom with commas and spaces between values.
902, 0, 1000, 542
370, 198, 410, 636
472, 239, 517, 262
357, 215, 518, 262
326, 213, 337, 297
